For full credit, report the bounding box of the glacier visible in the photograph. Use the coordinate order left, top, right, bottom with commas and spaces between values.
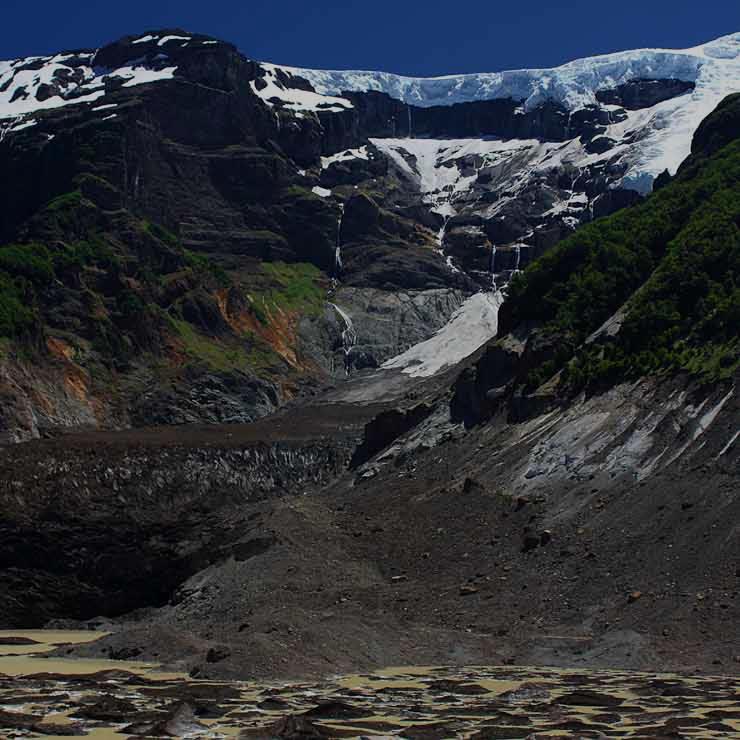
1, 32, 738, 194
272, 34, 739, 111
271, 33, 740, 192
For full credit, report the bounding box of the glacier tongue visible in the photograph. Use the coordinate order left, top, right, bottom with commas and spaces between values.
382, 291, 504, 378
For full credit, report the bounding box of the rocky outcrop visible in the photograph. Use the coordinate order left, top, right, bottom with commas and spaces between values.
595, 78, 695, 110
310, 287, 470, 375
350, 403, 433, 468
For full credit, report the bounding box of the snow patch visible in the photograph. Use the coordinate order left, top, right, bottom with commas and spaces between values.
321, 146, 369, 170
118, 65, 177, 88
371, 137, 540, 218
158, 35, 191, 46
718, 429, 739, 458
9, 119, 37, 132
382, 291, 503, 377
270, 33, 739, 191
251, 64, 353, 113
0, 49, 178, 123
311, 186, 332, 198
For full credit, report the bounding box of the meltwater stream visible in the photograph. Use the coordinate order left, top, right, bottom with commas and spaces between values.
489, 243, 498, 289
329, 302, 357, 375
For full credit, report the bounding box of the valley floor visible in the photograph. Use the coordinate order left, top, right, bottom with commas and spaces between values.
1, 356, 737, 688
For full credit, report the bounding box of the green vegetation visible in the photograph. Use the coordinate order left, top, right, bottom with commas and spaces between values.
506, 130, 740, 392
169, 317, 279, 374
0, 274, 35, 337
257, 261, 325, 319
144, 220, 179, 247
183, 249, 230, 286
45, 191, 84, 213
54, 237, 119, 272
0, 243, 53, 284
280, 185, 319, 201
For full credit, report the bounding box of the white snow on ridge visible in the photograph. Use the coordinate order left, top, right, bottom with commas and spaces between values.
273, 33, 739, 111
273, 33, 740, 191
0, 50, 179, 123
382, 291, 504, 377
158, 35, 191, 46
118, 65, 178, 88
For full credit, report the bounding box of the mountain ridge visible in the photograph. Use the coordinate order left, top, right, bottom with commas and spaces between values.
0, 28, 737, 445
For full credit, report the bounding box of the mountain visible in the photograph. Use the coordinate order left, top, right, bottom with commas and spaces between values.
0, 31, 738, 442
0, 38, 737, 685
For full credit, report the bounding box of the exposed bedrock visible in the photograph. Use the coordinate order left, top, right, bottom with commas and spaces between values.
321, 82, 690, 145
299, 287, 470, 377
595, 78, 695, 110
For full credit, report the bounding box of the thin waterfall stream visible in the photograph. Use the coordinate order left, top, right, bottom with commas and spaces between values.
329, 302, 357, 375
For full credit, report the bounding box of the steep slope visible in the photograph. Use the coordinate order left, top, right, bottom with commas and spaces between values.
0, 32, 467, 442
495, 92, 740, 401
269, 33, 740, 280
0, 30, 737, 444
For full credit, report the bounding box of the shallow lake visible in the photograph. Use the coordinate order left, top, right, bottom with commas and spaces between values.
0, 630, 737, 738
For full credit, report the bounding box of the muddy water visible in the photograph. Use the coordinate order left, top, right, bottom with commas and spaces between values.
0, 631, 738, 738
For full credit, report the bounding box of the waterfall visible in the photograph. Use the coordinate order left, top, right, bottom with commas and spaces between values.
407, 105, 413, 138
489, 244, 497, 290
334, 204, 345, 276
329, 302, 357, 375
514, 244, 521, 273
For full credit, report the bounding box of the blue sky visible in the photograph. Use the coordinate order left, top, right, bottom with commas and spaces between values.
2, 0, 738, 74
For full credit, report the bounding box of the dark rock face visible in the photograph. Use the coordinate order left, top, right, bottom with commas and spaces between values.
595, 79, 695, 110
350, 403, 433, 468
450, 341, 522, 426
591, 188, 642, 219
689, 92, 740, 158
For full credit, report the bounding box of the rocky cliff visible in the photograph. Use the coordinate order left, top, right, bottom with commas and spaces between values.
1, 30, 737, 441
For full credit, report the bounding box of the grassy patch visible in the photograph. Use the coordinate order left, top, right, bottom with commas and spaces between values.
258, 261, 325, 319
169, 317, 279, 373
144, 220, 179, 247
184, 249, 230, 286
45, 191, 84, 212
0, 243, 53, 284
